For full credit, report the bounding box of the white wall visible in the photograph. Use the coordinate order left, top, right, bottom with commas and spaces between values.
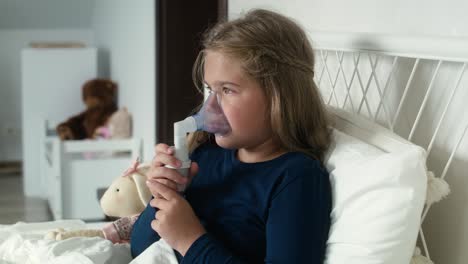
0, 0, 95, 161
229, 0, 468, 37
230, 1, 468, 264
0, 0, 156, 162
92, 0, 156, 162
0, 29, 94, 161
0, 0, 94, 29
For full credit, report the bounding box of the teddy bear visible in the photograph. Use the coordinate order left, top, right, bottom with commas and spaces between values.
46, 159, 152, 243
56, 78, 118, 140
94, 107, 132, 139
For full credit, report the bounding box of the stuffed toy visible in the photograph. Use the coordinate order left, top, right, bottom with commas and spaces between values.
94, 107, 132, 139
56, 78, 118, 140
411, 247, 434, 264
46, 159, 152, 243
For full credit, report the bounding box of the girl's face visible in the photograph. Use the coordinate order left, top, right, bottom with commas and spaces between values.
203, 50, 272, 150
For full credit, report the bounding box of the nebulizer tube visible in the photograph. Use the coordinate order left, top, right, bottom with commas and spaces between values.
166, 93, 231, 191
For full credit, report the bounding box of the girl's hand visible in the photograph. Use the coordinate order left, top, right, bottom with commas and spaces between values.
148, 143, 199, 197
147, 180, 206, 256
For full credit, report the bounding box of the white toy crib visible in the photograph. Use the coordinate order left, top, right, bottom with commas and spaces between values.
40, 120, 142, 220
312, 31, 468, 263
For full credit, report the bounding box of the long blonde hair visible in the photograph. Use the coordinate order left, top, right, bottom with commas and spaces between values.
189, 9, 331, 163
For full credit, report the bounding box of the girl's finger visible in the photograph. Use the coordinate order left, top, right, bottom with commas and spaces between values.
146, 180, 177, 200
147, 166, 188, 184
151, 197, 169, 210
154, 143, 171, 154
152, 153, 181, 168
146, 184, 160, 198
151, 220, 159, 232
155, 178, 178, 191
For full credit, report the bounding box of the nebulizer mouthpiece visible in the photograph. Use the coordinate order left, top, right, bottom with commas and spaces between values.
168, 93, 231, 191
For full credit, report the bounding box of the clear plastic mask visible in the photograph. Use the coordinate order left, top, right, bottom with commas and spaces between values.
192, 92, 231, 136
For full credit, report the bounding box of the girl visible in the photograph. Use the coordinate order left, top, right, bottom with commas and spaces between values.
131, 9, 332, 263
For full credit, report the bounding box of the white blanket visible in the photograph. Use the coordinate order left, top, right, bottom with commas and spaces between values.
0, 220, 177, 264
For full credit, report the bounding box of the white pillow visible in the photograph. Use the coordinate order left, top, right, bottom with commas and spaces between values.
324, 111, 427, 264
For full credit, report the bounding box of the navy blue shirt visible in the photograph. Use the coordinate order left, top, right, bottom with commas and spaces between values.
131, 143, 331, 263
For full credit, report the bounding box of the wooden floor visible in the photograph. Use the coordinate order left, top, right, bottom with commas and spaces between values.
0, 172, 52, 224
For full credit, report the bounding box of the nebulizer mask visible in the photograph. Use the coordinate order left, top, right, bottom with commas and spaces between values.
167, 91, 231, 189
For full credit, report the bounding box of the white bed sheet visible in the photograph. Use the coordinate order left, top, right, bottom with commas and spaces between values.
0, 220, 177, 264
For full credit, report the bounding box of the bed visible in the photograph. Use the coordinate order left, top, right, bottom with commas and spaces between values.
312, 31, 468, 264
0, 220, 178, 264
1, 32, 466, 264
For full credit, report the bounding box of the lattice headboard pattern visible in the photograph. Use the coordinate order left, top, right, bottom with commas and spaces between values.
311, 32, 468, 263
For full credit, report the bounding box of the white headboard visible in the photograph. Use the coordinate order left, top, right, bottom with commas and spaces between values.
311, 31, 468, 262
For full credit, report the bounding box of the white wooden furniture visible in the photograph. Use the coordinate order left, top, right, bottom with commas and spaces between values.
41, 120, 142, 220
21, 47, 97, 198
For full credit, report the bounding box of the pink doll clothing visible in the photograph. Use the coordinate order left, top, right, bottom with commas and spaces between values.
102, 214, 139, 243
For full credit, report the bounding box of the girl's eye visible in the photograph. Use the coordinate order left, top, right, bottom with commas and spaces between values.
222, 87, 233, 94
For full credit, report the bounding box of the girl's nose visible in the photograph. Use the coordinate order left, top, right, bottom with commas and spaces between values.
206, 92, 223, 113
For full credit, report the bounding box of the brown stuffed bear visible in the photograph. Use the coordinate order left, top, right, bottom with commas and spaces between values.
56, 78, 118, 140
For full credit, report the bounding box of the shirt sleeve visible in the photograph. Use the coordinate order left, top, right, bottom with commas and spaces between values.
130, 199, 162, 258
265, 164, 331, 263
181, 233, 247, 263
